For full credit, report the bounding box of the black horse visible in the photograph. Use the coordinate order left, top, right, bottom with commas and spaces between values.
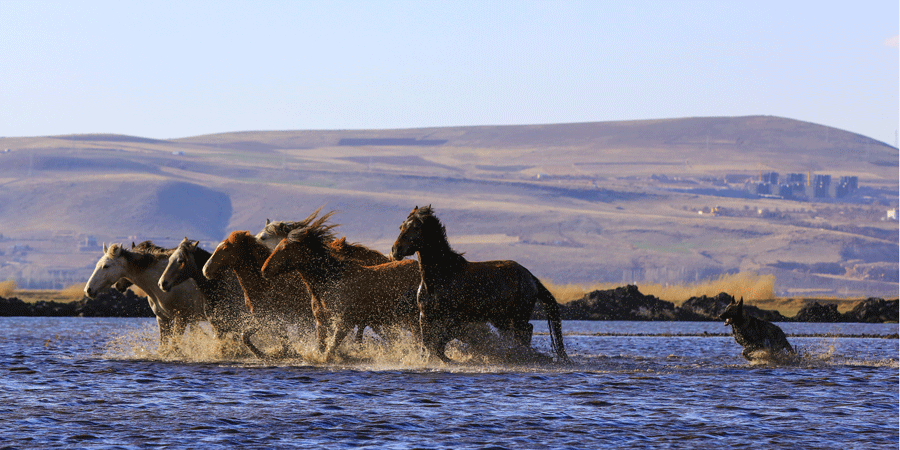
391, 205, 569, 364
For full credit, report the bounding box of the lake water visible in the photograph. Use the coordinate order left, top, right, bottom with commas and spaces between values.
2, 317, 897, 449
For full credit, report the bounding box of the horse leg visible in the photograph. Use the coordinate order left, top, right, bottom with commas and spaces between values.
513, 322, 534, 347
241, 326, 269, 359
315, 318, 329, 354
156, 316, 174, 354
171, 317, 188, 355
324, 322, 352, 361
422, 320, 453, 364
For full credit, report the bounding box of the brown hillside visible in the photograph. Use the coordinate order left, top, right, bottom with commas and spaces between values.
0, 116, 896, 298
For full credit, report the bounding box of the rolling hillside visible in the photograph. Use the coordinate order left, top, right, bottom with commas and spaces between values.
0, 116, 896, 298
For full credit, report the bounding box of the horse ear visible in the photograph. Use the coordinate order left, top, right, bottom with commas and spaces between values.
737, 297, 744, 308
266, 218, 271, 225
190, 240, 199, 249
131, 242, 136, 249
103, 243, 108, 252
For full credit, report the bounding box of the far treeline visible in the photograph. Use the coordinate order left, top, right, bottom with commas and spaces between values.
1, 285, 896, 324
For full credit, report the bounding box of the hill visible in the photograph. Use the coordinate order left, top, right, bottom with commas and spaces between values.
0, 116, 896, 298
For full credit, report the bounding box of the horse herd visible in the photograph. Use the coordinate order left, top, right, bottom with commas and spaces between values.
84, 206, 570, 364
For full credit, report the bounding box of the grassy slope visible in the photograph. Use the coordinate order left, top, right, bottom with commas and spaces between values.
0, 117, 896, 298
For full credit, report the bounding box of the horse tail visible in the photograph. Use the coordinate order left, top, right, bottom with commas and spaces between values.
532, 275, 570, 364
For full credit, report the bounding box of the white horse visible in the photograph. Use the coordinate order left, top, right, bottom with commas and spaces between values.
84, 243, 207, 352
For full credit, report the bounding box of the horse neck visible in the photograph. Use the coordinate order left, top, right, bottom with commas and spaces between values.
228, 248, 271, 300
290, 246, 346, 297
184, 249, 215, 289
121, 256, 167, 299
337, 242, 389, 265
415, 234, 465, 288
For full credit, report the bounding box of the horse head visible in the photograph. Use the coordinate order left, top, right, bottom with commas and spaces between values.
391, 205, 440, 260
84, 243, 128, 298
204, 233, 240, 279
262, 215, 338, 280
254, 206, 330, 250
159, 238, 200, 292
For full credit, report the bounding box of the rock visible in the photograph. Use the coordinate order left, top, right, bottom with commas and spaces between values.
556, 285, 695, 321
0, 289, 154, 318
793, 302, 843, 322
681, 293, 787, 322
844, 298, 898, 323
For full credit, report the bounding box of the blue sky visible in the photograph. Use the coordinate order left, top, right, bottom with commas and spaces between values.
2, 1, 898, 145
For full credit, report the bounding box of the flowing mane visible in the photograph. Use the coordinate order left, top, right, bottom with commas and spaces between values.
406, 205, 467, 266
175, 238, 213, 268
224, 231, 273, 266
257, 207, 335, 245
108, 241, 171, 271
284, 217, 344, 278
132, 240, 175, 256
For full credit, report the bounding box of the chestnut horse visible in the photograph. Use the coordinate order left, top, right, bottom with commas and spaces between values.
260, 218, 420, 361
202, 230, 313, 358
158, 238, 249, 342
391, 205, 569, 364
84, 242, 207, 352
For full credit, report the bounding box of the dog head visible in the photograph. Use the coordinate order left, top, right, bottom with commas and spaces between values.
718, 297, 744, 326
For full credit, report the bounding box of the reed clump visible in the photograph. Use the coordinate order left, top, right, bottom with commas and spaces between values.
0, 279, 16, 298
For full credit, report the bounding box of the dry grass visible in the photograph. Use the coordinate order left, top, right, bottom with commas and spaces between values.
0, 279, 15, 297
60, 283, 88, 301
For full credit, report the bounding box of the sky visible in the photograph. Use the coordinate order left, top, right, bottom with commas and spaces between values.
1, 1, 898, 145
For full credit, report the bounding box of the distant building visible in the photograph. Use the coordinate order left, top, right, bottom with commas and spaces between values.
810, 174, 831, 198
760, 172, 778, 184
835, 176, 858, 198
78, 236, 98, 252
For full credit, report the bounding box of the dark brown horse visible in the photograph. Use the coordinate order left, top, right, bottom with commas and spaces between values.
261, 217, 420, 361
391, 205, 569, 364
202, 230, 313, 358
158, 238, 249, 343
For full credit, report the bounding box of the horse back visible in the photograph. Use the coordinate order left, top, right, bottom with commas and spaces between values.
328, 259, 420, 323
433, 259, 536, 320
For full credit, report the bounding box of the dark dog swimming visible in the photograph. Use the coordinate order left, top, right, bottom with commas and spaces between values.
720, 297, 794, 361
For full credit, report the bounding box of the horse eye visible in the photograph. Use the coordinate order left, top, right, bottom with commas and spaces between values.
102, 264, 109, 269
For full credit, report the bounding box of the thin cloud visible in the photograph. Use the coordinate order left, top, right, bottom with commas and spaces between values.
884, 35, 899, 48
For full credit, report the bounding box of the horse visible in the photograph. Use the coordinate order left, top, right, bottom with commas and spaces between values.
158, 238, 249, 343
255, 206, 324, 250
257, 207, 390, 260
390, 205, 570, 364
260, 217, 421, 361
111, 241, 169, 293
84, 242, 207, 353
202, 230, 313, 359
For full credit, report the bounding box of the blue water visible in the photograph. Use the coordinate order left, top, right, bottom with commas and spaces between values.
1, 317, 897, 449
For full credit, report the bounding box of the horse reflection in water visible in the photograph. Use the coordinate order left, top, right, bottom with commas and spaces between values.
391, 205, 569, 364
261, 214, 421, 361
84, 242, 207, 353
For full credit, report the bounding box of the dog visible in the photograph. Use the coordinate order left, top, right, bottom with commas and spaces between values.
719, 297, 794, 361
